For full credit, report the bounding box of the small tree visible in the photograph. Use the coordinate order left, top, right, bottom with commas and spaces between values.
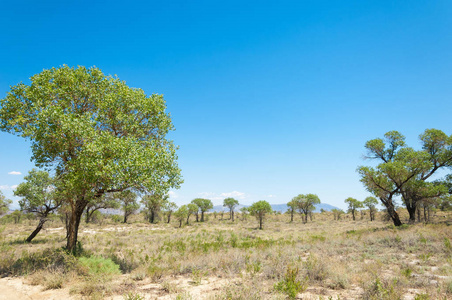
294, 194, 320, 223
363, 196, 379, 221
191, 198, 213, 222
163, 201, 177, 223
0, 191, 12, 215
186, 203, 198, 225
174, 205, 188, 228
142, 193, 168, 223
117, 190, 139, 223
287, 199, 298, 222
240, 207, 248, 220
14, 169, 62, 242
344, 197, 363, 221
223, 197, 239, 222
331, 209, 344, 220
248, 200, 272, 230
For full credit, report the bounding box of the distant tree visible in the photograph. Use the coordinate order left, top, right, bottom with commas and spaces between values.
331, 209, 344, 220
240, 207, 248, 220
117, 190, 139, 223
163, 201, 177, 223
174, 205, 188, 228
85, 193, 120, 223
363, 196, 379, 221
186, 203, 198, 225
14, 169, 62, 242
223, 197, 239, 222
248, 200, 272, 230
191, 198, 213, 222
142, 193, 168, 223
11, 210, 22, 224
344, 197, 363, 221
0, 191, 12, 215
287, 199, 298, 222
294, 194, 320, 223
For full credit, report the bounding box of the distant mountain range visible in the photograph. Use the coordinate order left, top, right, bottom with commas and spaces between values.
210, 203, 340, 213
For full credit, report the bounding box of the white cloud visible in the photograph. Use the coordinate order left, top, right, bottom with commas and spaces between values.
168, 191, 179, 199
198, 191, 247, 201
0, 185, 18, 191
8, 171, 21, 175
267, 194, 276, 198
220, 191, 246, 199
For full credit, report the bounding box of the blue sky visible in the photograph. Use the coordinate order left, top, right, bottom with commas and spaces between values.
1, 0, 451, 210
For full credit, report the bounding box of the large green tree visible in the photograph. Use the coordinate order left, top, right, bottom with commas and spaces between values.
248, 200, 272, 230
0, 66, 182, 252
223, 197, 239, 222
358, 129, 451, 226
14, 169, 62, 242
191, 198, 213, 222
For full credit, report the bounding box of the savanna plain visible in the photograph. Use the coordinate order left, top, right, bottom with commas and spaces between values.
0, 210, 451, 300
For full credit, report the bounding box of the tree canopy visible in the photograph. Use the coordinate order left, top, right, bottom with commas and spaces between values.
223, 197, 239, 221
0, 65, 182, 251
248, 200, 272, 230
191, 198, 213, 222
0, 191, 12, 215
358, 129, 451, 226
14, 169, 62, 242
344, 197, 363, 221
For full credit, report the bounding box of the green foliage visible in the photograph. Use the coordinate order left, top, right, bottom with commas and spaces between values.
191, 198, 213, 222
223, 197, 239, 221
248, 200, 272, 229
274, 265, 308, 299
358, 129, 452, 226
123, 292, 145, 300
0, 191, 12, 215
79, 256, 121, 277
344, 197, 364, 220
291, 193, 320, 223
0, 65, 182, 250
174, 205, 188, 227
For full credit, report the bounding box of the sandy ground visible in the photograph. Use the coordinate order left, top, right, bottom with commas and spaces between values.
0, 277, 72, 300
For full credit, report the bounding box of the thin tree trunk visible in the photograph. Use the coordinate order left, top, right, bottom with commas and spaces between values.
26, 218, 47, 242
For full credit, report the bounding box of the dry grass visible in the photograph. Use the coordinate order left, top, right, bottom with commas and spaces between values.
0, 210, 451, 299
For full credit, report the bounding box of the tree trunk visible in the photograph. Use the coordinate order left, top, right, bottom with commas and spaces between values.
196, 212, 199, 222
66, 199, 88, 253
186, 214, 190, 225
290, 210, 294, 222
167, 212, 171, 223
417, 206, 421, 222
123, 212, 128, 223
259, 216, 263, 230
201, 211, 205, 222
26, 217, 47, 242
150, 210, 155, 223
423, 206, 427, 223
232, 210, 234, 222
85, 207, 92, 224
406, 202, 416, 224
352, 210, 355, 221
179, 219, 182, 228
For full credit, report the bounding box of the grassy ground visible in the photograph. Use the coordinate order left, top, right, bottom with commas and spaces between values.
0, 211, 451, 299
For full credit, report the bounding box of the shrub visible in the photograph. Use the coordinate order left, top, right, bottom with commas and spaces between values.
274, 265, 307, 299
78, 256, 121, 278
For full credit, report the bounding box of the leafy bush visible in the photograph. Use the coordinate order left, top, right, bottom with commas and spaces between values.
274, 265, 307, 299
78, 256, 121, 277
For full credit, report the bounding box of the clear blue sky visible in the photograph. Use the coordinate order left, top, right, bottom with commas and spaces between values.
1, 0, 451, 210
